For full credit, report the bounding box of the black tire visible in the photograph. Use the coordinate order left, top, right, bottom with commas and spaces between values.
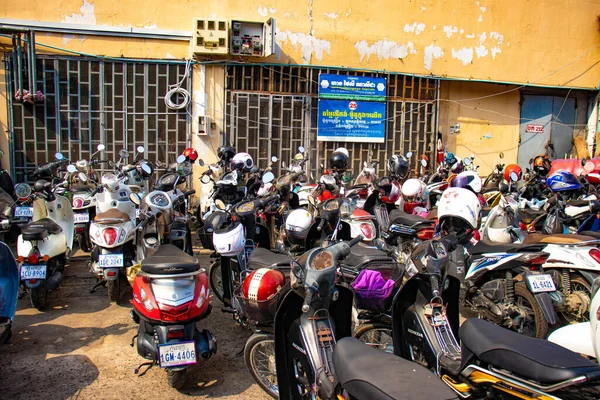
30, 282, 48, 310
107, 278, 120, 303
184, 230, 193, 256
166, 368, 187, 389
244, 333, 278, 398
208, 260, 227, 306
353, 322, 394, 352
513, 282, 549, 339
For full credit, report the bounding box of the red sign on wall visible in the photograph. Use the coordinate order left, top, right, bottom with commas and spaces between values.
526, 124, 544, 133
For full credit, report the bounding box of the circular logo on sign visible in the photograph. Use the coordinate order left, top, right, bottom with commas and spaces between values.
349, 101, 357, 110
377, 83, 385, 92
320, 80, 330, 89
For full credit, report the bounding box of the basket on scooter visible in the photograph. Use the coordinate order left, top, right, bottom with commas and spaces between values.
351, 267, 399, 312
233, 285, 282, 326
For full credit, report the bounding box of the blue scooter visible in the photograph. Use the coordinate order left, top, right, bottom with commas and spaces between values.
0, 241, 18, 344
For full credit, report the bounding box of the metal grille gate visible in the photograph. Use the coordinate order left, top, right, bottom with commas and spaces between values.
225, 65, 438, 180
5, 55, 191, 182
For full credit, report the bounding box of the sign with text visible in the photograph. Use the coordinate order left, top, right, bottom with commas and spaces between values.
317, 99, 386, 143
526, 124, 544, 133
318, 74, 387, 101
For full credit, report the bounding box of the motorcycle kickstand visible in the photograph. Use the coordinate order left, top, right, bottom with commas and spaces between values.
90, 280, 106, 294
130, 334, 139, 347
134, 361, 155, 376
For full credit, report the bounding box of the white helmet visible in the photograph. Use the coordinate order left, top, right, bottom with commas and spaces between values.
485, 208, 515, 243
231, 152, 254, 172
438, 187, 481, 231
333, 147, 350, 158
401, 178, 425, 202
213, 221, 246, 256
451, 171, 482, 194
285, 209, 314, 245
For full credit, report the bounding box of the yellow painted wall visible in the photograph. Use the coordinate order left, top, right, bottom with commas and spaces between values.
0, 0, 599, 88
438, 80, 521, 176
0, 65, 9, 171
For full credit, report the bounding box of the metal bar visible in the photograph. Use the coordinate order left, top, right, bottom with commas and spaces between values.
16, 34, 23, 98
0, 20, 191, 41
143, 63, 149, 152
53, 59, 61, 154
30, 30, 37, 94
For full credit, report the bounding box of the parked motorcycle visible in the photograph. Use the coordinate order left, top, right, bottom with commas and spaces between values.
130, 244, 216, 388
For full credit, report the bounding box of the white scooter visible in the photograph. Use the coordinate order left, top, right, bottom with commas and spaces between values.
15, 159, 74, 310
549, 277, 600, 361
89, 149, 153, 302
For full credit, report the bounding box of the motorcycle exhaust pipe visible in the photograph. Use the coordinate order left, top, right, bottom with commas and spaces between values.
47, 271, 64, 290
195, 329, 217, 360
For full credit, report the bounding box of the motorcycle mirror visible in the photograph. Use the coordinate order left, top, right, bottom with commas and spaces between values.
421, 158, 427, 167
271, 156, 278, 163
197, 159, 205, 167
119, 149, 129, 159
129, 192, 142, 206
528, 158, 534, 165
66, 164, 77, 173
463, 157, 472, 166
215, 199, 226, 210
137, 146, 145, 154
584, 161, 595, 173
55, 152, 65, 160
298, 146, 305, 153
291, 260, 305, 281
97, 144, 106, 152
78, 172, 88, 182
176, 155, 186, 164
14, 183, 32, 200
499, 152, 504, 159
509, 171, 518, 182
262, 171, 275, 184
201, 174, 211, 184
140, 162, 153, 176
406, 151, 413, 158
282, 161, 287, 169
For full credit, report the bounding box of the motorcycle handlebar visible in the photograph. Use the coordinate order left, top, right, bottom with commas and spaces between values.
183, 189, 196, 197
430, 274, 440, 296
347, 235, 363, 248
302, 285, 316, 313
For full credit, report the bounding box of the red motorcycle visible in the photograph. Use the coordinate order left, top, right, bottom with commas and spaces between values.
130, 244, 217, 388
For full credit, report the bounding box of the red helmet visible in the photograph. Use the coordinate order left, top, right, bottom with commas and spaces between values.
242, 268, 285, 302
504, 164, 522, 182
380, 180, 401, 204
183, 147, 198, 162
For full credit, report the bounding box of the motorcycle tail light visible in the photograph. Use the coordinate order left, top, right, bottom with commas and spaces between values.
73, 198, 84, 208
29, 279, 37, 284
17, 256, 24, 263
521, 253, 549, 266
103, 228, 118, 246
27, 252, 40, 265
132, 276, 161, 320
359, 223, 375, 241
416, 228, 435, 240
167, 329, 185, 339
189, 274, 210, 319
589, 248, 600, 264
159, 302, 190, 322
519, 222, 527, 231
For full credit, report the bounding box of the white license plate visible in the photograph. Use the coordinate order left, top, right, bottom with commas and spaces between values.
20, 264, 47, 280
527, 274, 556, 293
98, 254, 124, 267
158, 341, 197, 368
74, 212, 90, 223
14, 207, 33, 218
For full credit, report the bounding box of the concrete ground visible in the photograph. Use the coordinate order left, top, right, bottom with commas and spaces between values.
0, 245, 270, 400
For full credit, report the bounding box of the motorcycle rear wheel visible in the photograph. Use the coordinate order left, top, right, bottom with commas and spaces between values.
30, 282, 48, 310
245, 333, 278, 399
512, 283, 548, 339
166, 368, 187, 389
354, 322, 394, 352
107, 278, 120, 303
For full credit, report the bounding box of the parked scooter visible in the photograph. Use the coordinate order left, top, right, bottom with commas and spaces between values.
15, 159, 74, 310
130, 244, 216, 389
0, 241, 18, 344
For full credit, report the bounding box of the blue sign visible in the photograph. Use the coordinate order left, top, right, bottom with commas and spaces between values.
319, 74, 387, 101
317, 99, 386, 143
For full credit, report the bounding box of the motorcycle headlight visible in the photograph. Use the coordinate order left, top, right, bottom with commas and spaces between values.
323, 200, 339, 211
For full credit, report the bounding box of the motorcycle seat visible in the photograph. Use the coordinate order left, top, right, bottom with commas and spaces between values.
389, 209, 435, 227
248, 247, 292, 270
460, 318, 600, 384
333, 337, 458, 400
94, 209, 130, 222
580, 230, 600, 239
469, 240, 545, 256
21, 218, 62, 240
342, 244, 395, 269
70, 184, 94, 193
522, 233, 596, 245
140, 244, 200, 275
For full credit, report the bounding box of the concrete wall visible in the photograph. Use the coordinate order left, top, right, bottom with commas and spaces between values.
1, 0, 599, 88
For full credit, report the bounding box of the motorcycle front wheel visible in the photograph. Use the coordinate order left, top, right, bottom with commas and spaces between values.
208, 260, 227, 306
511, 283, 549, 339
354, 322, 393, 352
244, 333, 278, 399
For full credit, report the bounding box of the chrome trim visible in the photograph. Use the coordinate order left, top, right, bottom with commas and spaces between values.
489, 366, 588, 392
138, 268, 205, 279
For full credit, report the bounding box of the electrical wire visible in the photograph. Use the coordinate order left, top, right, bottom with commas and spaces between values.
164, 59, 192, 110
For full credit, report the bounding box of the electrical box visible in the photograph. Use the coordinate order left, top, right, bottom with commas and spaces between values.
192, 18, 229, 55
197, 115, 211, 135
230, 18, 275, 57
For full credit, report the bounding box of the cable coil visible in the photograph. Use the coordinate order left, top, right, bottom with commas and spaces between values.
164, 59, 192, 110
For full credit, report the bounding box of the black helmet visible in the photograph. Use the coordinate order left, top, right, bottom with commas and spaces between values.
217, 145, 236, 163
533, 154, 551, 177
387, 154, 409, 179
329, 147, 349, 171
